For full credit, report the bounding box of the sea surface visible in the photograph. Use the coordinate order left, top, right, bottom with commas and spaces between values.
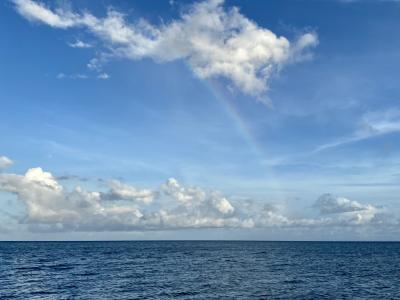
1, 241, 400, 299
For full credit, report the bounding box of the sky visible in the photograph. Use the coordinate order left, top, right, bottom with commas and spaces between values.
1, 0, 400, 240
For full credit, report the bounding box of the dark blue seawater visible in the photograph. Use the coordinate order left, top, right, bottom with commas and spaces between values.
1, 241, 400, 299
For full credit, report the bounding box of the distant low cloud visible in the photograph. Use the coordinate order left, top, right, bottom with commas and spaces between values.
0, 167, 252, 231
163, 177, 235, 215
0, 158, 396, 233
315, 193, 373, 214
0, 156, 13, 169
13, 0, 317, 99
314, 194, 385, 225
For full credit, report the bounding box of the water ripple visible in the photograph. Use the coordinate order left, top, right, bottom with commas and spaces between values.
1, 241, 400, 299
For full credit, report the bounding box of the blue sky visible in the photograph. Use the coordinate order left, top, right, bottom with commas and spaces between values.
0, 0, 400, 240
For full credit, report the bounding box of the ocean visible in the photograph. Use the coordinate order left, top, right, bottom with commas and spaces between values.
1, 241, 399, 299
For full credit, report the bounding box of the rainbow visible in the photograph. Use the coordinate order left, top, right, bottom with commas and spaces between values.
202, 79, 287, 196
204, 79, 266, 161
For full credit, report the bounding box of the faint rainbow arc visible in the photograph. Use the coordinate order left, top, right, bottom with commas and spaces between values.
202, 78, 286, 197
204, 79, 266, 160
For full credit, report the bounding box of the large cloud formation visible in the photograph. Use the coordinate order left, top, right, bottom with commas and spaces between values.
13, 0, 318, 97
0, 159, 395, 233
0, 167, 254, 231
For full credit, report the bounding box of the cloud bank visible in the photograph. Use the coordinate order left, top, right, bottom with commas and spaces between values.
13, 0, 317, 98
0, 159, 395, 233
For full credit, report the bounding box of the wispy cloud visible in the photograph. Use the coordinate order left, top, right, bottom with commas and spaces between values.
57, 72, 109, 80
57, 72, 88, 79
0, 156, 13, 169
314, 109, 400, 153
68, 39, 92, 48
97, 73, 110, 80
13, 0, 317, 99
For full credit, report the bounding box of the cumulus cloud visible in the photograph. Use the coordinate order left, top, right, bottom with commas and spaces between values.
0, 167, 253, 231
163, 177, 234, 215
0, 156, 13, 169
313, 193, 386, 226
0, 168, 144, 231
101, 180, 154, 204
13, 0, 317, 98
0, 158, 396, 233
315, 193, 373, 214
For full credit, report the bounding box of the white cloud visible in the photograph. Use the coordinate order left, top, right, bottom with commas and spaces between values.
24, 167, 62, 191
315, 109, 400, 152
87, 58, 102, 71
97, 73, 110, 80
315, 193, 371, 214
68, 39, 92, 48
0, 156, 13, 169
0, 160, 396, 233
57, 72, 109, 80
163, 177, 235, 215
0, 168, 251, 231
13, 0, 317, 98
102, 179, 154, 204
0, 168, 144, 230
13, 0, 79, 28
313, 193, 385, 226
56, 73, 89, 80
